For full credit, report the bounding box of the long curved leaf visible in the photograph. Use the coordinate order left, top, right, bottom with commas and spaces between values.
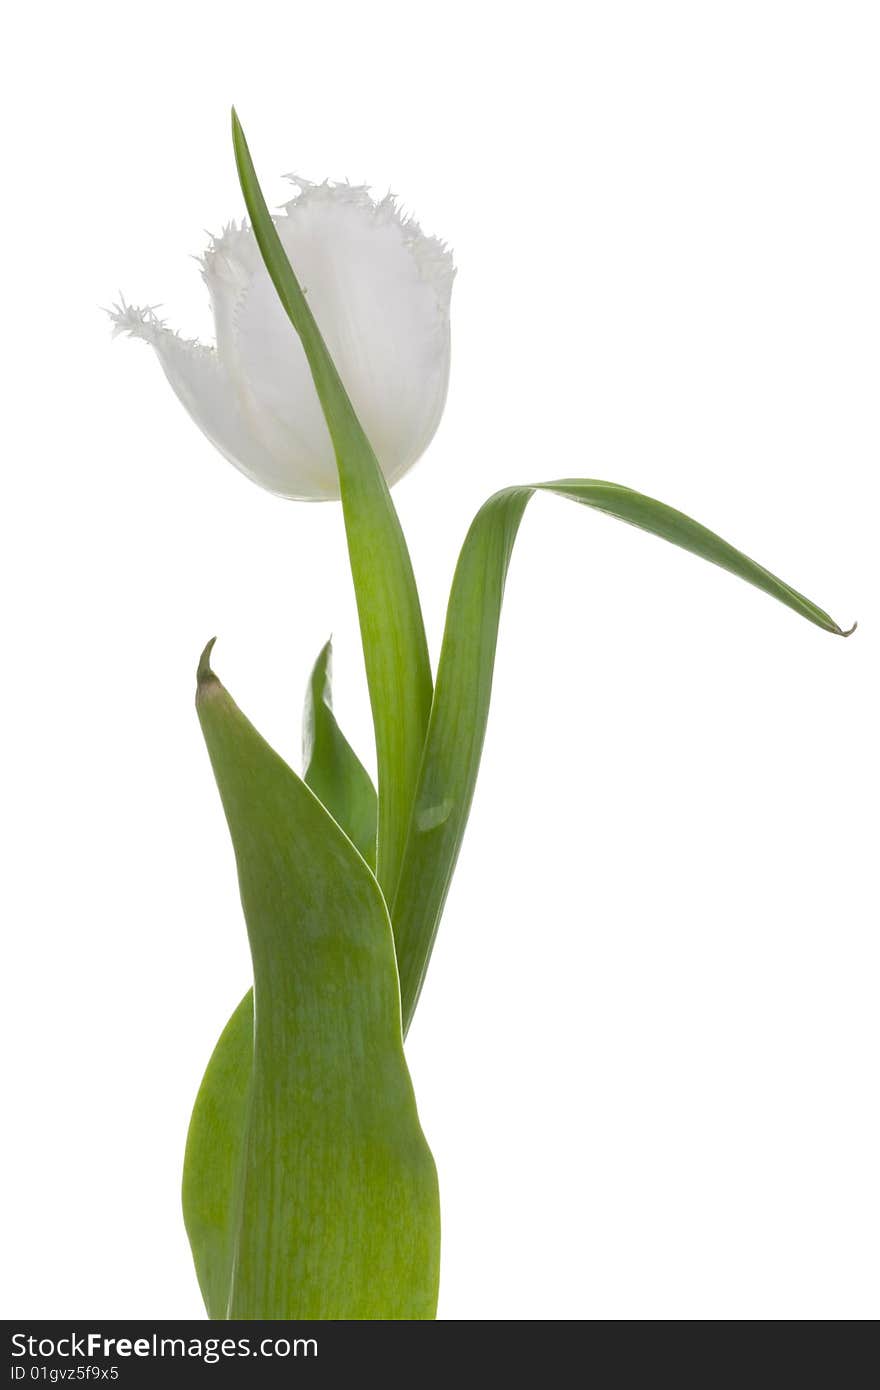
232, 111, 432, 904
195, 641, 439, 1318
393, 480, 851, 1030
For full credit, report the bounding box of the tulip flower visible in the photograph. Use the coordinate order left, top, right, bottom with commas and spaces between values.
113, 110, 852, 1322
111, 179, 454, 499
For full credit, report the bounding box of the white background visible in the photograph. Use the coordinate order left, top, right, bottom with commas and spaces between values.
2, 1, 877, 1321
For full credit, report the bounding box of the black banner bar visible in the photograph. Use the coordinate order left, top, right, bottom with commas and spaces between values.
2, 1320, 561, 1383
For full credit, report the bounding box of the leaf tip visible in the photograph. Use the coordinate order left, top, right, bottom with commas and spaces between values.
231, 106, 248, 165
839, 619, 858, 638
197, 637, 219, 698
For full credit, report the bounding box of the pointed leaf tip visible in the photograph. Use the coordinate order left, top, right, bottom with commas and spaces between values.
840, 620, 858, 638
231, 109, 248, 167
197, 637, 218, 692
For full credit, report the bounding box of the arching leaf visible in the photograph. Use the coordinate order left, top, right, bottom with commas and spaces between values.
393, 480, 851, 1030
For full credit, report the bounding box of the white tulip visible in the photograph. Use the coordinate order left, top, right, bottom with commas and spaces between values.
111, 177, 454, 501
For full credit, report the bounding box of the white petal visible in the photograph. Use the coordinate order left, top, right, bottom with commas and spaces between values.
108, 301, 304, 497
201, 182, 454, 499
200, 227, 340, 499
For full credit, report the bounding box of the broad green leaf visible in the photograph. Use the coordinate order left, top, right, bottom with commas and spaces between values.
393, 480, 852, 1030
196, 640, 439, 1318
182, 989, 252, 1318
232, 110, 432, 906
303, 638, 378, 869
182, 640, 379, 1317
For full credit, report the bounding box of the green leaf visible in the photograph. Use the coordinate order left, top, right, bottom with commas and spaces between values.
231, 110, 432, 906
182, 989, 252, 1318
195, 640, 439, 1318
393, 480, 852, 1031
182, 640, 379, 1316
303, 638, 378, 869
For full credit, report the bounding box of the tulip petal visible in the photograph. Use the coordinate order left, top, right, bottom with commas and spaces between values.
200, 184, 453, 499
108, 301, 302, 496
